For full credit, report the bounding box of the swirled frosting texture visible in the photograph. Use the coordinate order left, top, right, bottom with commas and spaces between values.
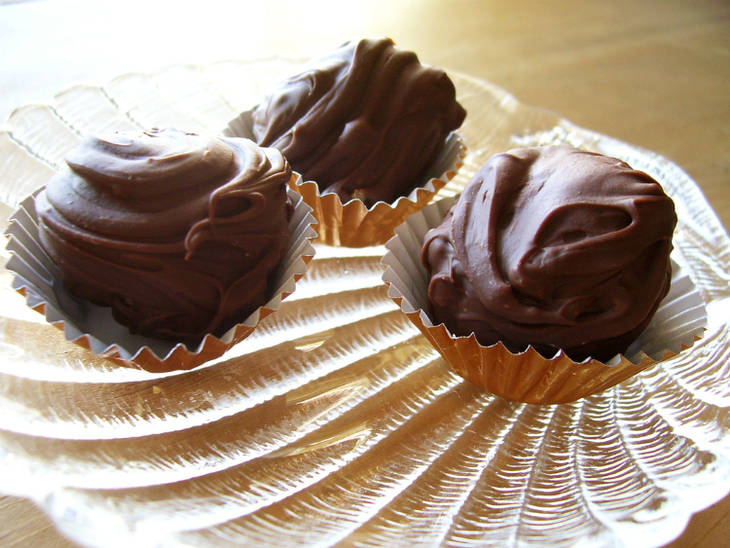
36, 128, 292, 340
251, 37, 466, 206
422, 146, 677, 362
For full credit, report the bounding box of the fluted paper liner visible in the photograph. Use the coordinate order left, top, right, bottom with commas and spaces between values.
382, 197, 708, 404
225, 110, 465, 247
4, 182, 318, 373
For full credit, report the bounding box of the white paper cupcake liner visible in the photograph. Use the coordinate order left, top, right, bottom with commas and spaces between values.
4, 182, 318, 372
382, 197, 708, 404
225, 110, 465, 247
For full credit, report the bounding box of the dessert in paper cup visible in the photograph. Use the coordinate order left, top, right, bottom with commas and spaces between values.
225, 37, 466, 247
382, 145, 707, 404
4, 129, 317, 373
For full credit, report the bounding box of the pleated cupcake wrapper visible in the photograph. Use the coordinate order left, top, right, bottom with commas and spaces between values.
4, 180, 318, 373
225, 110, 465, 247
382, 197, 708, 404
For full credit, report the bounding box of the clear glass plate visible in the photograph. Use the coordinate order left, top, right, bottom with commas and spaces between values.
0, 60, 729, 548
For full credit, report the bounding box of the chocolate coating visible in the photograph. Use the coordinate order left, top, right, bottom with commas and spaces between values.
251, 37, 466, 206
422, 146, 677, 361
36, 128, 292, 340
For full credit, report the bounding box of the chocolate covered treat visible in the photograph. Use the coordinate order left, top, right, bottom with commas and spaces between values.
251, 37, 466, 206
422, 145, 677, 362
36, 128, 293, 341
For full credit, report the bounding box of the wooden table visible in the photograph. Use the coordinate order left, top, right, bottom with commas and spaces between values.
1, 0, 728, 546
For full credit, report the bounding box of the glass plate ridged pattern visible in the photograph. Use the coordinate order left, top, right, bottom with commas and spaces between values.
0, 60, 728, 548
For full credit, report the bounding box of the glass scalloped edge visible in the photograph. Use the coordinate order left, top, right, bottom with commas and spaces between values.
381, 196, 708, 404
225, 110, 465, 247
3, 182, 318, 373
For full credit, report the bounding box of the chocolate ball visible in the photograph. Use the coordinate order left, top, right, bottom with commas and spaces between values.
252, 37, 466, 206
422, 145, 677, 361
36, 128, 292, 340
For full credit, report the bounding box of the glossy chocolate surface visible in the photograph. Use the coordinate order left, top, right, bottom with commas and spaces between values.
251, 37, 465, 206
36, 128, 292, 340
422, 145, 677, 361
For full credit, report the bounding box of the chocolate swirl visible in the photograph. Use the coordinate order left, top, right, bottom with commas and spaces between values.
251, 37, 466, 206
422, 145, 677, 361
36, 128, 292, 340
